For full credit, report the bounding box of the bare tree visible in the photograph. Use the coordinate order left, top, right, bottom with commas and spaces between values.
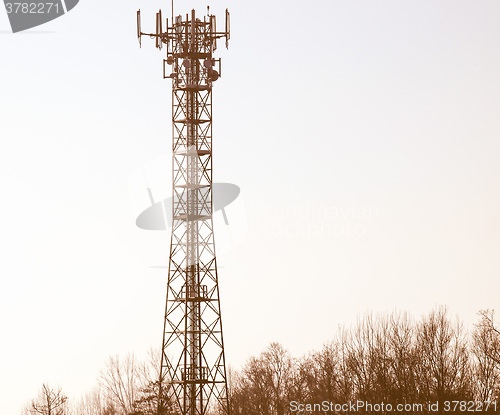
24, 308, 500, 415
299, 341, 348, 406
238, 354, 274, 415
229, 343, 295, 415
72, 386, 118, 415
415, 307, 474, 402
28, 384, 68, 415
476, 310, 500, 364
262, 342, 294, 415
344, 314, 395, 403
94, 349, 176, 415
387, 312, 418, 403
130, 347, 179, 415
98, 354, 141, 415
472, 310, 500, 401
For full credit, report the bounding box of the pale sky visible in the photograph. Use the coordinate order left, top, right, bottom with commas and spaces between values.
1, 0, 500, 413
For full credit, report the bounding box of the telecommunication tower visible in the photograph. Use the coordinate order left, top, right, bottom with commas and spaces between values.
137, 4, 231, 415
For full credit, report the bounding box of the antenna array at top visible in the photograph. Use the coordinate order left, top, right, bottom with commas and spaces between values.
137, 7, 230, 53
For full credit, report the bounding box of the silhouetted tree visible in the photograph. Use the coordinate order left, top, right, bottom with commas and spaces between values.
129, 348, 178, 415
230, 343, 294, 415
386, 312, 418, 404
473, 310, 500, 402
23, 308, 500, 415
27, 384, 68, 415
300, 341, 349, 406
98, 354, 142, 415
344, 314, 397, 405
415, 307, 474, 405
72, 386, 118, 415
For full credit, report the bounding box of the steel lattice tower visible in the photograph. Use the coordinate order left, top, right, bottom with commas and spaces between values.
137, 6, 231, 415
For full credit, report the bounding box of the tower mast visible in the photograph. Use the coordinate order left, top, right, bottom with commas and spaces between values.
137, 5, 231, 415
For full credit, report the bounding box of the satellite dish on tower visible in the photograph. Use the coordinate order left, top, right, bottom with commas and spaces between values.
208, 69, 219, 81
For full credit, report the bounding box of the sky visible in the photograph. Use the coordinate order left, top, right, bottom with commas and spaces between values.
1, 0, 500, 412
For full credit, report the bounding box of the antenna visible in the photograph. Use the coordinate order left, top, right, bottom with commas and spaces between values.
136, 10, 141, 47
210, 14, 217, 51
225, 9, 230, 48
155, 10, 162, 49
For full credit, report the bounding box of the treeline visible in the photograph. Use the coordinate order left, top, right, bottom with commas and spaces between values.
23, 308, 500, 415
230, 308, 500, 414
